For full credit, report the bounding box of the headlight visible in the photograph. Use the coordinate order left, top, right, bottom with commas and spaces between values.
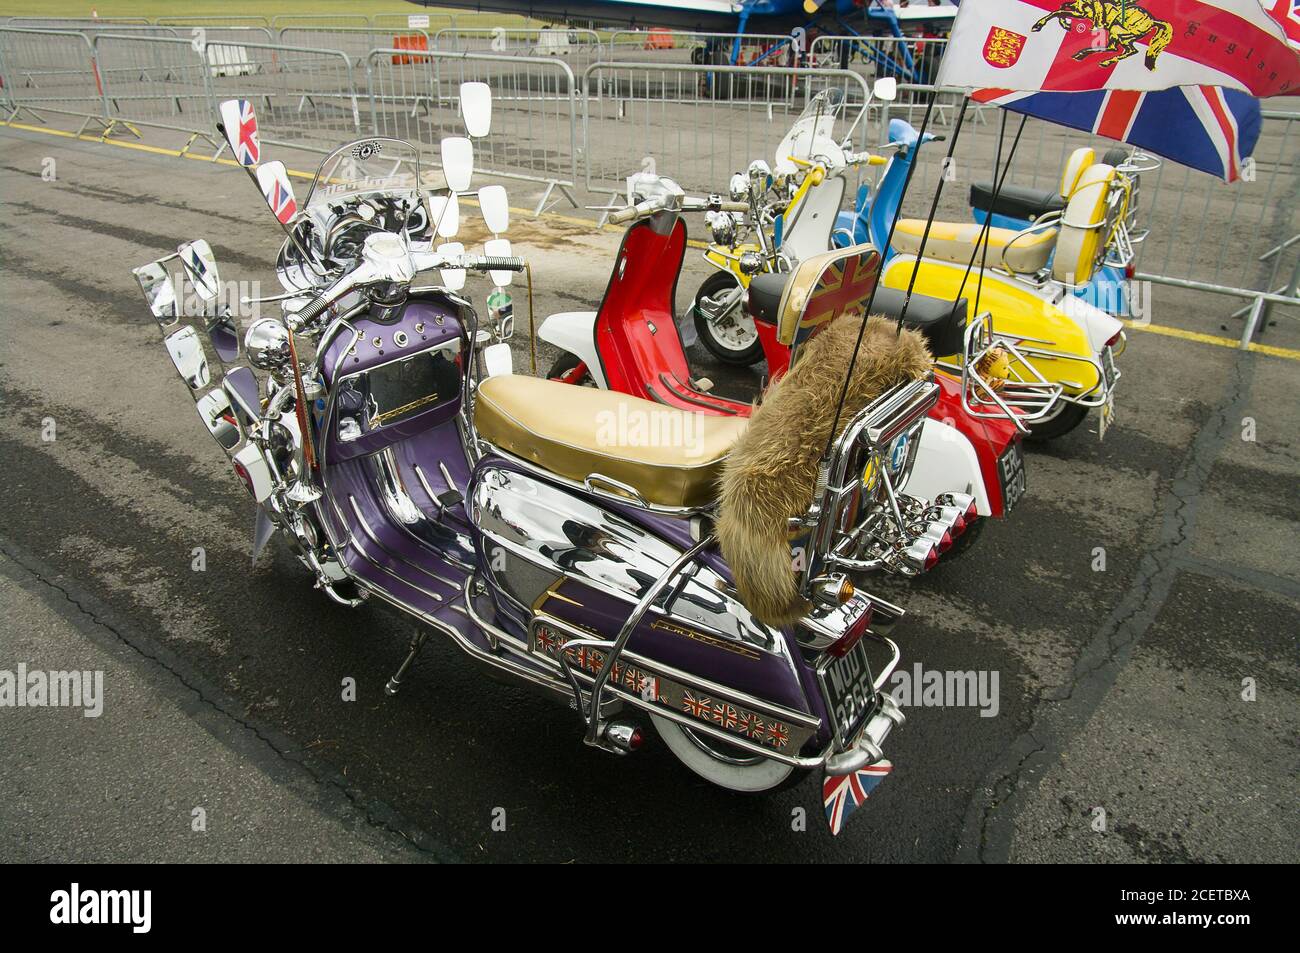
244, 318, 291, 370
728, 172, 747, 202
706, 211, 736, 247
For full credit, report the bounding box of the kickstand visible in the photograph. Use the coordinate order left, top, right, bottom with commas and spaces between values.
385, 631, 429, 696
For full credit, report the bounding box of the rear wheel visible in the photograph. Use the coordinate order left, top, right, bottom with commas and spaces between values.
1025, 400, 1089, 442
651, 714, 809, 793
693, 272, 763, 366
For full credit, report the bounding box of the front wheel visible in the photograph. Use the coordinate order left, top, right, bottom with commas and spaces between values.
1025, 400, 1089, 442
693, 272, 763, 366
650, 714, 809, 793
546, 351, 593, 385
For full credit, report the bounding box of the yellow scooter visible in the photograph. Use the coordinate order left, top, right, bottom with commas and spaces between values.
696, 102, 1127, 441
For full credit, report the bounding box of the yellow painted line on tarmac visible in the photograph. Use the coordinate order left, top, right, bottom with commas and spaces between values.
1121, 319, 1300, 362
5, 117, 1300, 363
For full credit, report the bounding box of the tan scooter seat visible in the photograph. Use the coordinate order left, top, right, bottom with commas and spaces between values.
893, 218, 1057, 275
474, 375, 747, 509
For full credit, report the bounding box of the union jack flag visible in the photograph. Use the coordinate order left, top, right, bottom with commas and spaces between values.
219, 98, 260, 166
257, 163, 298, 225
938, 1, 1299, 98
823, 760, 893, 836
974, 84, 1262, 180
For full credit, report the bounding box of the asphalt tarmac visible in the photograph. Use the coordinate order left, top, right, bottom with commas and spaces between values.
0, 123, 1296, 863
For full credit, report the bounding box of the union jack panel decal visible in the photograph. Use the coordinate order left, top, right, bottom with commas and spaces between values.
256, 162, 298, 225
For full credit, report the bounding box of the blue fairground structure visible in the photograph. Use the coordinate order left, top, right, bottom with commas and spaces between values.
403, 0, 959, 74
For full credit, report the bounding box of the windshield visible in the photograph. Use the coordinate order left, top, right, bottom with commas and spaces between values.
775, 89, 846, 174
304, 138, 439, 213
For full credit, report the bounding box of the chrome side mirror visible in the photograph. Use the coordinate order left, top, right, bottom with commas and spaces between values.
459, 82, 492, 138
429, 193, 460, 238
218, 98, 261, 166
256, 160, 299, 225
207, 312, 240, 364
437, 241, 466, 291
196, 388, 241, 453
872, 77, 898, 103
178, 239, 220, 312
479, 185, 509, 234
164, 325, 210, 390
441, 137, 474, 192
485, 237, 514, 287
134, 260, 178, 327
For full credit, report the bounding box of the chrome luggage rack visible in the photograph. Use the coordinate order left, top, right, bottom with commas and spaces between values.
948, 311, 1065, 431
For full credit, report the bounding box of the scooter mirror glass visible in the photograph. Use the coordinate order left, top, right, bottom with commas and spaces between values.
164, 325, 210, 390
459, 82, 492, 138
430, 193, 460, 238
484, 237, 513, 286
255, 161, 299, 226
218, 98, 260, 166
872, 77, 898, 103
479, 185, 509, 234
134, 261, 178, 327
441, 137, 474, 192
207, 312, 241, 363
195, 388, 241, 452
178, 240, 221, 311
437, 241, 466, 291
483, 341, 512, 377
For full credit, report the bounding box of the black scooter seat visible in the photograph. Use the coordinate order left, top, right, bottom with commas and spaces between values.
746, 272, 788, 328
969, 181, 1065, 222
868, 287, 968, 358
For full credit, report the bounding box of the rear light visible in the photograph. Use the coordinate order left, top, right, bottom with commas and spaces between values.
1105, 329, 1123, 348
924, 546, 940, 570
628, 727, 644, 751
938, 530, 954, 552
1125, 262, 1136, 279
827, 602, 874, 658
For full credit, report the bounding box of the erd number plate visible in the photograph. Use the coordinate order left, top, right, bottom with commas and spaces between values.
999, 439, 1027, 512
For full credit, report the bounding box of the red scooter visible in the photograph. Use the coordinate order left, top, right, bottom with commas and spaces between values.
538, 176, 1026, 540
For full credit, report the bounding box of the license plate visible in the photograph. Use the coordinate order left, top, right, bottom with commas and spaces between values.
820, 639, 877, 745
998, 439, 1027, 513
1099, 346, 1118, 441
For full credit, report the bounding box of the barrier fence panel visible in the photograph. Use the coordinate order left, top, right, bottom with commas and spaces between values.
279, 27, 431, 67
432, 28, 604, 81
582, 63, 871, 196
0, 28, 105, 122
365, 49, 578, 211
165, 25, 276, 46
605, 30, 796, 69
157, 16, 272, 29
205, 42, 361, 154
271, 14, 372, 31
372, 13, 458, 33
7, 17, 151, 28
93, 34, 212, 134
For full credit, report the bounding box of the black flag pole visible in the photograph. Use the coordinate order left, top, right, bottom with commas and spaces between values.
822, 89, 941, 458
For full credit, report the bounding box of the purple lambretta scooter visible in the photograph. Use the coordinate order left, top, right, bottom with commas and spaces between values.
130, 88, 946, 831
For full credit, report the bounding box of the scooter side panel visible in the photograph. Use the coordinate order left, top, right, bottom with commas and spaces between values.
468, 459, 819, 720
881, 256, 1103, 395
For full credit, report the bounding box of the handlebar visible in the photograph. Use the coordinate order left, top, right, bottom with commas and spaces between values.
288, 248, 526, 328
608, 196, 748, 225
